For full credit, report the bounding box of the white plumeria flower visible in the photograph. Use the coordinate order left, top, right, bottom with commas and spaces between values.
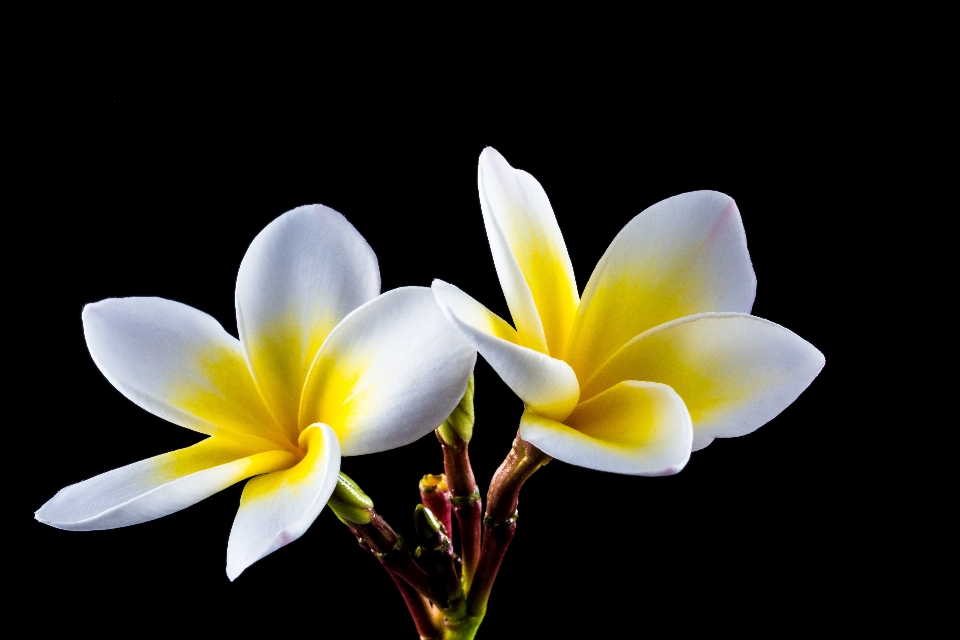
37, 205, 476, 580
433, 148, 824, 476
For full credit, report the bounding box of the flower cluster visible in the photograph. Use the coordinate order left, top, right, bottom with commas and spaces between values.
37, 148, 822, 637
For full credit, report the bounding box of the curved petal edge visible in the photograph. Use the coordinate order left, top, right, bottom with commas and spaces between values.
226, 424, 341, 580
82, 297, 288, 451
36, 438, 295, 531
236, 204, 380, 440
300, 287, 477, 456
582, 312, 825, 452
478, 147, 579, 357
519, 381, 692, 476
567, 190, 757, 383
433, 280, 578, 421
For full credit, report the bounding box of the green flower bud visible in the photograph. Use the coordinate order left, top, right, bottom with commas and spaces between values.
414, 503, 445, 539
437, 374, 475, 444
327, 472, 374, 525
332, 472, 374, 508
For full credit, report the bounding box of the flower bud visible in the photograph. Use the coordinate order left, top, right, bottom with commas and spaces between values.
414, 503, 446, 542
437, 374, 475, 444
327, 472, 374, 525
419, 473, 453, 535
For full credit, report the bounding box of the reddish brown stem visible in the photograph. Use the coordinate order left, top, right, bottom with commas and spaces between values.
437, 432, 482, 588
385, 568, 441, 640
467, 431, 550, 617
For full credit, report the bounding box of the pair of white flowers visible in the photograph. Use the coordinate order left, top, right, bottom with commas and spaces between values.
37, 148, 823, 580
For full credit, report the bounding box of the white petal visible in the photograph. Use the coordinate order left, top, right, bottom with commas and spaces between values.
36, 438, 295, 530
432, 280, 579, 421
236, 205, 380, 442
519, 381, 692, 476
567, 191, 757, 383
226, 424, 340, 580
83, 297, 289, 450
581, 313, 825, 451
478, 148, 579, 357
299, 287, 477, 456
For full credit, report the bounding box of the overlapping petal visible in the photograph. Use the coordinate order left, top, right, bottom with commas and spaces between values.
45, 200, 487, 582
83, 297, 289, 451
582, 313, 825, 451
36, 438, 296, 530
236, 205, 380, 442
566, 191, 757, 383
226, 424, 340, 580
519, 381, 692, 475
432, 280, 579, 421
299, 287, 477, 456
478, 148, 579, 356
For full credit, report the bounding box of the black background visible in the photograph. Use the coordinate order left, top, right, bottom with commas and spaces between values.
13, 88, 847, 637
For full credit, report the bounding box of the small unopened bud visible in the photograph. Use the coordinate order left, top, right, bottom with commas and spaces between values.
328, 472, 374, 525
414, 503, 446, 542
419, 473, 449, 495
412, 505, 460, 604
419, 474, 453, 535
437, 374, 475, 444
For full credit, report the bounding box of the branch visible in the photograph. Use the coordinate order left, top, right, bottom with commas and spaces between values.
438, 431, 482, 589
385, 568, 442, 640
343, 510, 450, 607
435, 375, 482, 589
467, 431, 551, 617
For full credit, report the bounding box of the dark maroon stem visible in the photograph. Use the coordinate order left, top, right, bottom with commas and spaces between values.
416, 530, 464, 612
466, 431, 551, 617
437, 432, 482, 588
345, 511, 450, 607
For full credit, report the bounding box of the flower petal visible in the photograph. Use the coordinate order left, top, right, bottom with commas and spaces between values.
299, 287, 477, 456
35, 438, 296, 530
226, 424, 340, 580
83, 297, 290, 450
433, 280, 579, 421
581, 313, 825, 451
236, 205, 380, 443
567, 191, 757, 383
519, 381, 692, 476
478, 147, 579, 356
